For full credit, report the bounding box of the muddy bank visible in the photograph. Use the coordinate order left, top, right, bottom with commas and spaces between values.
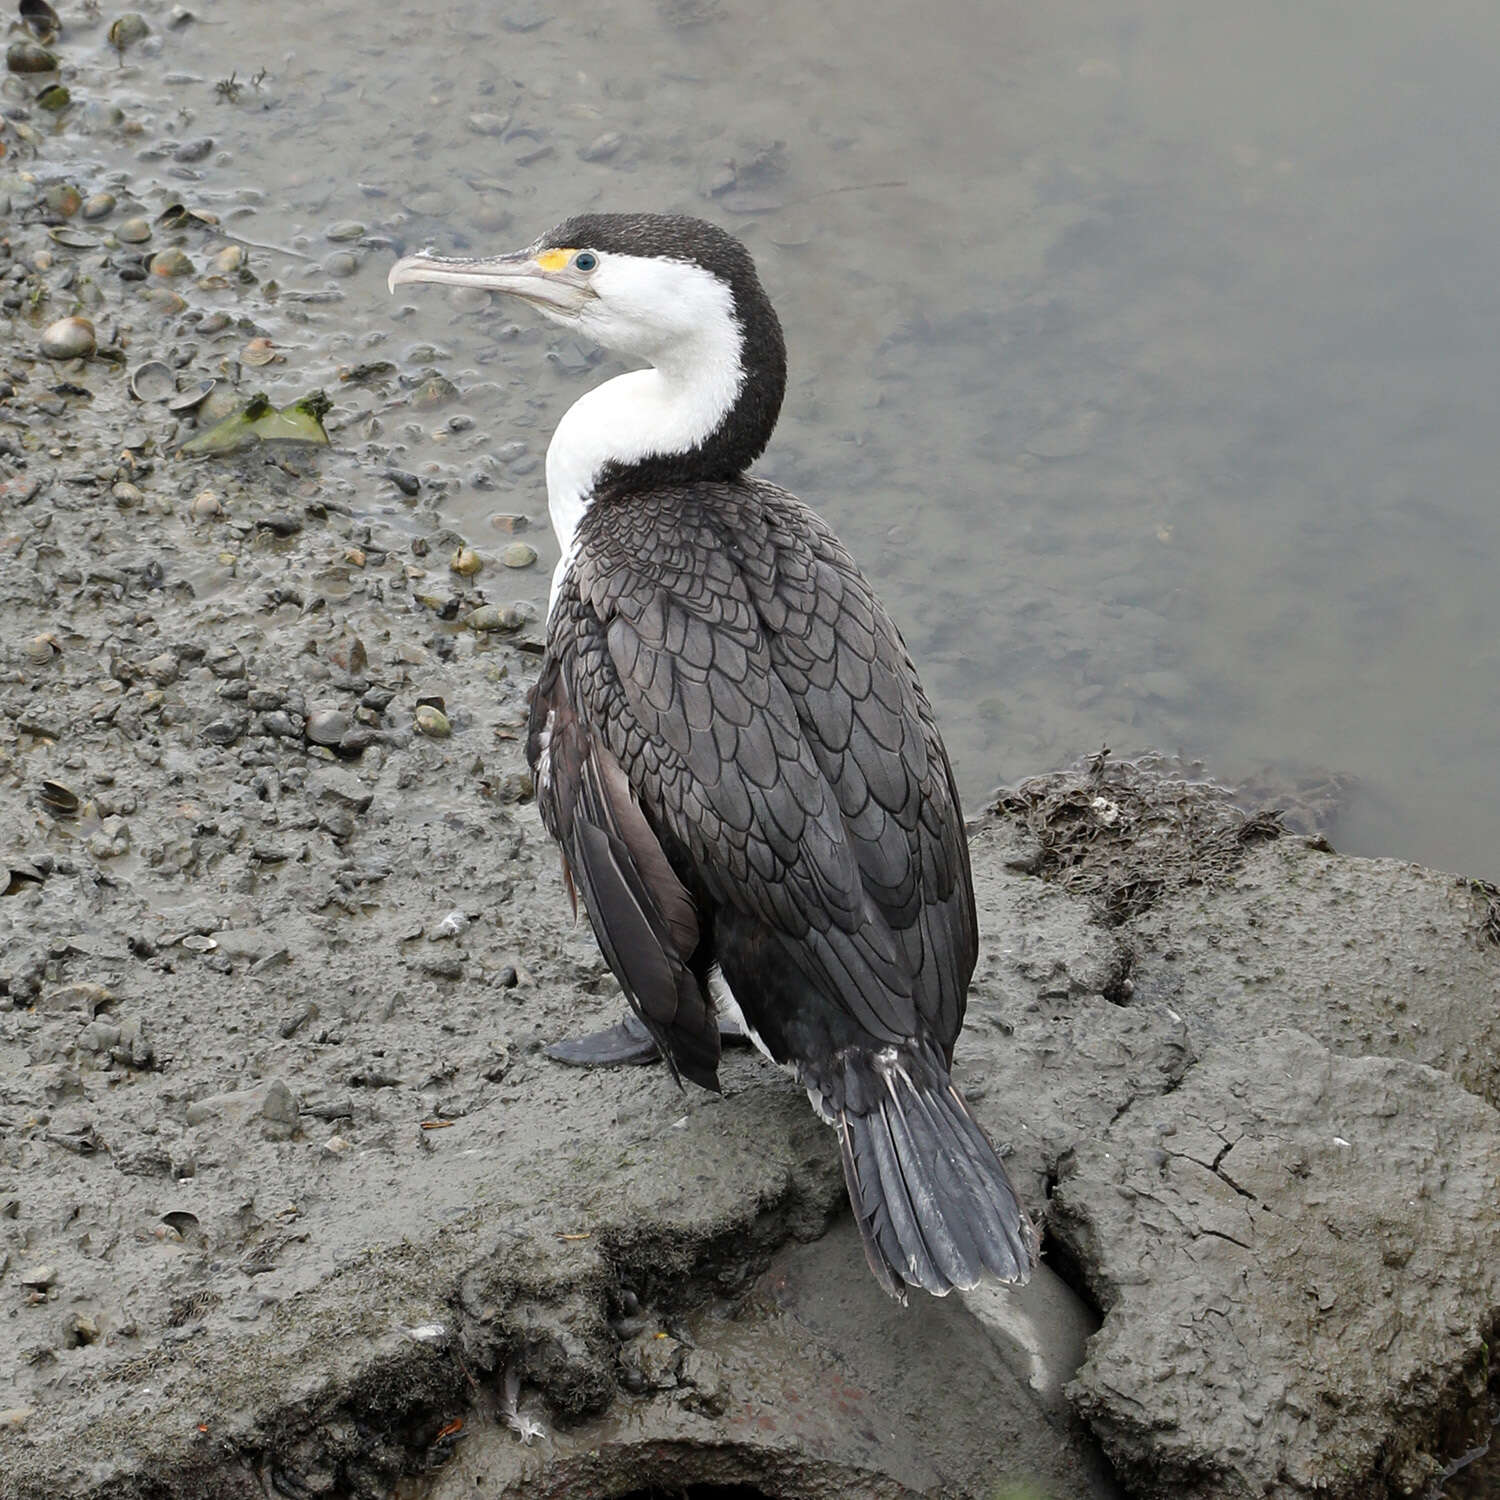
4, 547, 1500, 1500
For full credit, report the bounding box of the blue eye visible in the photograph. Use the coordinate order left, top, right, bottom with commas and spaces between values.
573, 251, 598, 272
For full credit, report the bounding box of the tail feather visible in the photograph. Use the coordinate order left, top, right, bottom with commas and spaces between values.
835, 1121, 906, 1300
904, 1078, 1034, 1281
834, 1049, 1036, 1299
876, 1092, 984, 1293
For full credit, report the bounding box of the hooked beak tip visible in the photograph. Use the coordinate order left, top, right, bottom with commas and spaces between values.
387, 255, 424, 295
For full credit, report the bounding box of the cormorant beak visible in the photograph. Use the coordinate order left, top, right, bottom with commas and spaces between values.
388, 248, 595, 318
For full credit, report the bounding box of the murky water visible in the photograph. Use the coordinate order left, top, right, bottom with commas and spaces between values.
73, 0, 1500, 886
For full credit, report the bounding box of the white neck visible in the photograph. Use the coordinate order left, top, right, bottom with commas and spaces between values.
543, 260, 744, 618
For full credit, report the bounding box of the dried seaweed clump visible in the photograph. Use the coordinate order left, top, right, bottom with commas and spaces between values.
990, 749, 1285, 924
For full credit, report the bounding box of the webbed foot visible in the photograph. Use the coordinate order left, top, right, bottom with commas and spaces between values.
544, 1010, 747, 1068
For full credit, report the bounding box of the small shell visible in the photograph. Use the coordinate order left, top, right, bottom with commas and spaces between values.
129, 361, 175, 403
116, 217, 152, 244
41, 183, 81, 218
241, 337, 280, 367
168, 378, 217, 413
180, 934, 218, 952
449, 546, 482, 576
108, 13, 150, 50
157, 202, 219, 231
47, 227, 99, 250
6, 40, 57, 73
414, 704, 451, 738
149, 248, 194, 278
20, 0, 61, 44
38, 780, 80, 817
24, 632, 62, 662
35, 82, 70, 113
39, 316, 95, 360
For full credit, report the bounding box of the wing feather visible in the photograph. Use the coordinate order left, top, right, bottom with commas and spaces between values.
544, 479, 976, 1062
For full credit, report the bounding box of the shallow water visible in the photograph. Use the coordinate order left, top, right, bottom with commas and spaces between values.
73, 0, 1500, 885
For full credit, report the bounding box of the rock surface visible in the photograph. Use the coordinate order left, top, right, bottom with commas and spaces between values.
4, 747, 1499, 1497
1054, 1030, 1500, 1498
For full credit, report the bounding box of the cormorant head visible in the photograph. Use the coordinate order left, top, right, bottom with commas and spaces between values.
389, 212, 784, 378
389, 212, 787, 488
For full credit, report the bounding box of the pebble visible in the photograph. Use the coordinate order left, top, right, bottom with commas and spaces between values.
82, 192, 116, 221
191, 490, 222, 519
19, 1265, 56, 1290
39, 316, 95, 360
578, 131, 624, 162
466, 603, 523, 632
315, 768, 373, 813
414, 704, 451, 738
306, 708, 351, 747
503, 5, 549, 30
111, 1017, 153, 1069
489, 513, 529, 533
325, 220, 365, 242
326, 634, 367, 674
502, 542, 538, 569
321, 808, 356, 840
337, 727, 376, 757
466, 112, 511, 137
145, 651, 179, 685
78, 1020, 121, 1054
39, 982, 111, 1015
473, 198, 511, 232
201, 716, 247, 746
208, 646, 246, 678
187, 1084, 262, 1126
261, 711, 296, 737
412, 375, 459, 409
113, 481, 144, 508
172, 137, 215, 163
117, 217, 152, 243
619, 1331, 684, 1392
450, 546, 482, 576
325, 250, 359, 278
89, 816, 131, 858
261, 1079, 300, 1139
279, 1002, 319, 1039
386, 469, 421, 497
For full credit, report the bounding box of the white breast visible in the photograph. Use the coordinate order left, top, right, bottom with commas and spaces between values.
541, 255, 745, 621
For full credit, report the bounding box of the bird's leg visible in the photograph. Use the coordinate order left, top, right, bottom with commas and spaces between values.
544, 1008, 747, 1068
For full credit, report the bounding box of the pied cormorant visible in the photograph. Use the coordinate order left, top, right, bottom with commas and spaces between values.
389, 214, 1036, 1299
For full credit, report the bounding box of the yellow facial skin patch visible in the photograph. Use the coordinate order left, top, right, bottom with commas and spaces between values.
534, 248, 574, 272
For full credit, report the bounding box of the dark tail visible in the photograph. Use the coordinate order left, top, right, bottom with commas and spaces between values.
833, 1048, 1037, 1300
